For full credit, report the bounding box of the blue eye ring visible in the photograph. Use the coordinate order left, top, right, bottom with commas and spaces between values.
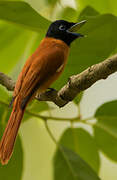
59, 25, 66, 31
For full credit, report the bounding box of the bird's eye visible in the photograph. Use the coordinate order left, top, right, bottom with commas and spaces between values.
59, 25, 66, 31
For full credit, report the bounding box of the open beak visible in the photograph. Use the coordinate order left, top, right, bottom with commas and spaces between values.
67, 20, 87, 37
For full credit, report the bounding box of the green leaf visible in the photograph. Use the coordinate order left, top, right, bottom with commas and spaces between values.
94, 100, 117, 161
95, 100, 117, 138
95, 100, 117, 117
53, 145, 101, 180
0, 1, 50, 32
60, 7, 78, 22
0, 21, 37, 74
0, 104, 9, 126
0, 111, 23, 179
46, 0, 58, 6
57, 128, 100, 173
0, 98, 23, 180
52, 12, 117, 89
0, 135, 23, 180
0, 86, 11, 103
23, 100, 49, 121
0, 16, 45, 75
76, 0, 117, 16
74, 92, 83, 105
27, 100, 49, 114
0, 102, 12, 128
79, 6, 100, 18
94, 123, 117, 162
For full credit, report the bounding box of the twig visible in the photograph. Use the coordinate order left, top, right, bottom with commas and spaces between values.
1, 54, 117, 107
0, 72, 15, 91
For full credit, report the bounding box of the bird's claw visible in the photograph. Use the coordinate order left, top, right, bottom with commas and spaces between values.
47, 87, 56, 92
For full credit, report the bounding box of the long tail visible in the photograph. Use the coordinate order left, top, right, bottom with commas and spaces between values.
0, 96, 25, 165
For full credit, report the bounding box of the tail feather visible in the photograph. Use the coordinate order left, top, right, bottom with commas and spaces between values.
0, 97, 24, 165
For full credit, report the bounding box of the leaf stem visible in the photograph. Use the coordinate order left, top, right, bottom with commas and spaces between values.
44, 120, 77, 179
26, 110, 79, 121
0, 99, 95, 123
44, 120, 58, 145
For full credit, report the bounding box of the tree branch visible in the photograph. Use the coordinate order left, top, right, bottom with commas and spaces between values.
1, 54, 117, 107
0, 72, 15, 91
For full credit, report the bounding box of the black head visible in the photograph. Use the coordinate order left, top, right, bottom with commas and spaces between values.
46, 20, 86, 46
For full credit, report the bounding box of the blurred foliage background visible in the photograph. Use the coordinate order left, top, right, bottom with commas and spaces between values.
0, 0, 117, 180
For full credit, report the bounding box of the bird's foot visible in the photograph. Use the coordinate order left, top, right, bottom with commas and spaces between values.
47, 87, 56, 92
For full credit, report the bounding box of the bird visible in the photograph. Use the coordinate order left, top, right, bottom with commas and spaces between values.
0, 19, 86, 165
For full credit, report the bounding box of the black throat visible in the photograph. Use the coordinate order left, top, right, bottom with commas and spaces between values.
46, 32, 78, 46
